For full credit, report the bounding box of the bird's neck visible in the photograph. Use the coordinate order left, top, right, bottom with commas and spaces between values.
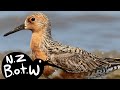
30, 26, 53, 60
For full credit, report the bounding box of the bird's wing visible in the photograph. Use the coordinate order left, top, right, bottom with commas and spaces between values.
47, 52, 114, 73
47, 44, 120, 74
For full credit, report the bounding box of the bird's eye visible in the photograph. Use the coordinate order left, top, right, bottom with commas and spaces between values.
31, 18, 35, 21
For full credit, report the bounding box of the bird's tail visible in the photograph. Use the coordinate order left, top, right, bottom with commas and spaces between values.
89, 58, 120, 79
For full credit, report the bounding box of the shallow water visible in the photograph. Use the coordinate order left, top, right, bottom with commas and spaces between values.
1, 11, 120, 52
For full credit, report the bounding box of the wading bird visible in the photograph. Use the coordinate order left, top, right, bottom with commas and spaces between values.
4, 12, 120, 79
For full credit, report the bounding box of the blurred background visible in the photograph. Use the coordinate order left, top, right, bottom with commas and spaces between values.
1, 11, 120, 79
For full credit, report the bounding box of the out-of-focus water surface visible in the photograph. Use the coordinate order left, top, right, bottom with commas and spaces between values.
1, 11, 120, 52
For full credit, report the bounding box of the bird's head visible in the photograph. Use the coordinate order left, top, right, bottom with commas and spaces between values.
4, 12, 50, 36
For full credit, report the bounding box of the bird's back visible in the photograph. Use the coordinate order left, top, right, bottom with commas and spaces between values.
45, 40, 120, 79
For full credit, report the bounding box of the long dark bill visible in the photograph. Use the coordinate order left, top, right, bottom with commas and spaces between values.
4, 24, 25, 37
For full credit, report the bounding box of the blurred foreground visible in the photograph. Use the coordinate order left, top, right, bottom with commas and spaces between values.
0, 50, 120, 79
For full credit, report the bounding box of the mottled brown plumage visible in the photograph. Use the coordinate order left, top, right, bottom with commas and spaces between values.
4, 12, 120, 79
